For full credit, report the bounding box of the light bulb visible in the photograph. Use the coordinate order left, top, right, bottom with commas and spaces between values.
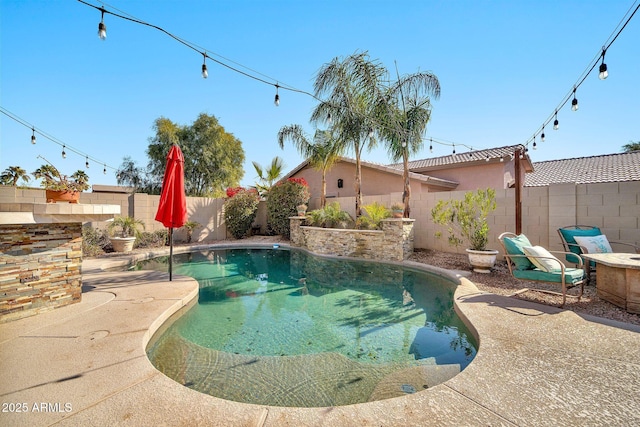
31, 128, 36, 144
599, 63, 608, 80
274, 93, 280, 106
103, 164, 107, 175
98, 10, 107, 40
571, 97, 579, 111
86, 157, 90, 168
62, 146, 66, 159
541, 129, 545, 142
553, 112, 559, 130
485, 155, 490, 162
533, 138, 537, 150
202, 63, 208, 79
401, 141, 406, 148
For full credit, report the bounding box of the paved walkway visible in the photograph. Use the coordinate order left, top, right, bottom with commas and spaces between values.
1, 243, 639, 426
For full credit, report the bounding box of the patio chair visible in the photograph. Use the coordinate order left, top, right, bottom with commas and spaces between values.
557, 225, 640, 282
498, 232, 586, 307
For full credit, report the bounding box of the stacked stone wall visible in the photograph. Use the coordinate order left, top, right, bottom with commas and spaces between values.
0, 223, 82, 322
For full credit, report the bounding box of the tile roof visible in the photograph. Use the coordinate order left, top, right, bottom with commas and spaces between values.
390, 144, 531, 171
525, 151, 640, 187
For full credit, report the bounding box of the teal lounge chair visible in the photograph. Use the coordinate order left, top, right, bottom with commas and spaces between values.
557, 225, 640, 283
498, 232, 586, 307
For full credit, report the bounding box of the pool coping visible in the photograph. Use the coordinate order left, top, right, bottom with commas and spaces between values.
1, 242, 639, 426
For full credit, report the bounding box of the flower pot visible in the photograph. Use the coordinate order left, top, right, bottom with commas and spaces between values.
466, 248, 499, 273
392, 210, 404, 218
110, 236, 136, 253
46, 189, 80, 204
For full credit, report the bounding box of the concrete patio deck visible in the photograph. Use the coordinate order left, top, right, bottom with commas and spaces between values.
1, 243, 639, 426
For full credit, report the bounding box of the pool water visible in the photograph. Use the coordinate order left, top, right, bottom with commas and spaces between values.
143, 248, 476, 407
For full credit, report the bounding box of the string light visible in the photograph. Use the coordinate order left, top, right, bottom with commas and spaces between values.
274, 84, 280, 106
599, 47, 608, 80
571, 87, 579, 111
540, 126, 545, 142
429, 138, 433, 153
98, 7, 107, 40
31, 127, 36, 144
85, 156, 90, 168
103, 164, 107, 175
201, 53, 208, 79
452, 143, 456, 156
532, 135, 537, 150
62, 145, 67, 159
553, 111, 559, 130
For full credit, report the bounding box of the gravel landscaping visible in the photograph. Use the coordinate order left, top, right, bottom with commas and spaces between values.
409, 248, 640, 327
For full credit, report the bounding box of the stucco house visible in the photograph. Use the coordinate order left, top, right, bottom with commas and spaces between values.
283, 144, 534, 208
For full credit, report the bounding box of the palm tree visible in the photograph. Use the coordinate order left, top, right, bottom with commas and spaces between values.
0, 166, 30, 186
622, 141, 640, 152
310, 52, 386, 217
376, 68, 440, 217
277, 125, 342, 208
252, 156, 285, 196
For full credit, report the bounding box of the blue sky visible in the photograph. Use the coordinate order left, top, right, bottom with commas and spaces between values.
1, 0, 639, 189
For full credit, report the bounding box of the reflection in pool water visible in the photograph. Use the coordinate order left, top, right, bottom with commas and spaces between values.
143, 248, 476, 407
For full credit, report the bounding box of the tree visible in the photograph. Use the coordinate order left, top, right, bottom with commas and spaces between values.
252, 156, 285, 197
277, 125, 342, 208
146, 113, 245, 197
0, 166, 30, 186
376, 67, 440, 217
116, 156, 148, 191
310, 52, 386, 217
622, 141, 640, 152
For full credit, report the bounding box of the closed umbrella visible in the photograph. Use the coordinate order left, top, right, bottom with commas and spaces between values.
155, 144, 187, 281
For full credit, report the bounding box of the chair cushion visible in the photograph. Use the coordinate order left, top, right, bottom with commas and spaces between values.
512, 267, 585, 284
503, 234, 535, 270
522, 245, 562, 272
574, 235, 613, 254
558, 227, 602, 255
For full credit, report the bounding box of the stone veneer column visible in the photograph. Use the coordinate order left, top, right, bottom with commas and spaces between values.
381, 218, 415, 261
289, 216, 306, 246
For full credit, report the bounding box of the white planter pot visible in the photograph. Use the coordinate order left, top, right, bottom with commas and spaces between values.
466, 248, 499, 273
110, 237, 136, 253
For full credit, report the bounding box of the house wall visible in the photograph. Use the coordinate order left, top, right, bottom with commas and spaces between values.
289, 162, 433, 210
421, 160, 524, 191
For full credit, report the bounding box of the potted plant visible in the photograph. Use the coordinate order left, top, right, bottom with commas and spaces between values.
181, 220, 200, 243
431, 188, 499, 273
108, 216, 145, 252
32, 163, 90, 203
390, 202, 404, 218
297, 204, 308, 216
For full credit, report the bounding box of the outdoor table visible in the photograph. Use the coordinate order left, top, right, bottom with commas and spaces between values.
581, 253, 640, 314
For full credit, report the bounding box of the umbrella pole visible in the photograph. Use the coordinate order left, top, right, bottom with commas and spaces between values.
169, 227, 173, 281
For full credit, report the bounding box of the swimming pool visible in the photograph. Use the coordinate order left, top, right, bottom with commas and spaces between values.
143, 247, 477, 407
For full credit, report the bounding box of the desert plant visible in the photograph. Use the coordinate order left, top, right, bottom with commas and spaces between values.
224, 189, 260, 239
136, 230, 169, 248
431, 188, 497, 251
266, 178, 310, 238
81, 225, 110, 256
181, 220, 200, 243
306, 202, 353, 229
356, 202, 391, 229
108, 216, 145, 238
32, 163, 90, 192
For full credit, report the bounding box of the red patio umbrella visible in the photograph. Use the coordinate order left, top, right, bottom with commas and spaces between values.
155, 143, 187, 281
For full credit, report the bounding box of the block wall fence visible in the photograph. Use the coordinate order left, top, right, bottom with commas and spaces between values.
1, 182, 638, 252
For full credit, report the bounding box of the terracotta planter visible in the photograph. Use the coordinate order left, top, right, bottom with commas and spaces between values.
110, 237, 136, 253
466, 248, 499, 273
392, 210, 404, 218
46, 189, 80, 204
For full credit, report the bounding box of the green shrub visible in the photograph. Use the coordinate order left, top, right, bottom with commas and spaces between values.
356, 202, 390, 230
306, 202, 353, 229
224, 189, 260, 239
266, 179, 310, 238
